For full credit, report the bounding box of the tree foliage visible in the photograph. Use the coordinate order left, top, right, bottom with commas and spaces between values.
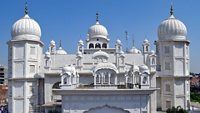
166, 106, 188, 113
48, 110, 60, 113
191, 92, 200, 103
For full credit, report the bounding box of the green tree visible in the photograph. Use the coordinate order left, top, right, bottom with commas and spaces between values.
166, 106, 188, 113
48, 110, 61, 113
191, 92, 200, 103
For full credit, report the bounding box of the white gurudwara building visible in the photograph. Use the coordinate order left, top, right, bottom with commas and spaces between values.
7, 3, 190, 113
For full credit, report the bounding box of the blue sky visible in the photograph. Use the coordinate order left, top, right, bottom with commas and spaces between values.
0, 0, 200, 73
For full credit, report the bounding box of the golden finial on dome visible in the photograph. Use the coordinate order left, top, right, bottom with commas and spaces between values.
59, 40, 62, 47
96, 12, 99, 22
25, 0, 28, 15
170, 0, 174, 15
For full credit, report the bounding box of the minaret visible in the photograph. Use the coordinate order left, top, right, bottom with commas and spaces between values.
156, 3, 190, 111
115, 39, 122, 68
7, 1, 43, 113
76, 39, 84, 70
142, 38, 150, 64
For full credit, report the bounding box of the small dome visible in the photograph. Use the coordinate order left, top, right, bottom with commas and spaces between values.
56, 47, 67, 55
78, 39, 84, 45
150, 50, 155, 55
50, 40, 56, 46
93, 50, 109, 59
11, 14, 41, 41
139, 65, 150, 74
116, 39, 122, 45
88, 22, 108, 39
63, 65, 72, 72
62, 65, 76, 75
128, 47, 141, 54
133, 65, 140, 72
158, 15, 187, 40
143, 39, 149, 44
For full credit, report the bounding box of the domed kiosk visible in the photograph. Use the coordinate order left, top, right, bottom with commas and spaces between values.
86, 13, 109, 49
158, 6, 187, 41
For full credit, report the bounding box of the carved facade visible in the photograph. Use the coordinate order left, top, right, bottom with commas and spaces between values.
7, 4, 190, 113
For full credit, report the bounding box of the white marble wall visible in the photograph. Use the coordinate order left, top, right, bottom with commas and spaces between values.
62, 94, 149, 113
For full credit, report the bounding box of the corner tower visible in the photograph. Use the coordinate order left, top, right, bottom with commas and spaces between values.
7, 2, 43, 113
156, 4, 190, 111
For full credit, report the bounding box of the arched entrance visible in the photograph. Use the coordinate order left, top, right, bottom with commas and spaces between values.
84, 105, 130, 113
89, 43, 94, 49
102, 43, 107, 48
95, 43, 101, 48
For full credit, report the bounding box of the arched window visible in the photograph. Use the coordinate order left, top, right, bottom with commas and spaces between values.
142, 76, 147, 84
95, 43, 101, 48
134, 72, 140, 84
52, 82, 61, 89
102, 43, 107, 48
142, 72, 149, 84
165, 84, 171, 92
165, 62, 170, 70
89, 43, 94, 49
96, 74, 100, 83
152, 58, 155, 65
63, 76, 67, 84
146, 46, 148, 52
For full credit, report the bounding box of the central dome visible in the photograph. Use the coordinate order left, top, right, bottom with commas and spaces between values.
158, 15, 187, 40
11, 14, 41, 41
88, 21, 108, 39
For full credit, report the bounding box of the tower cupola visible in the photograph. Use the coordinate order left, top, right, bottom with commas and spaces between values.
11, 2, 41, 41
157, 4, 187, 40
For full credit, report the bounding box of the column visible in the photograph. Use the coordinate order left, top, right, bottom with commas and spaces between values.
61, 74, 63, 85
94, 74, 96, 85
71, 75, 74, 84
98, 75, 100, 84
132, 72, 135, 84
68, 76, 71, 85
103, 74, 105, 83
73, 75, 76, 85
125, 75, 128, 84
132, 74, 135, 88
114, 75, 117, 85
108, 72, 111, 85
75, 75, 77, 84
76, 74, 79, 86
125, 75, 128, 88
78, 59, 80, 67
103, 74, 106, 83
101, 72, 104, 85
